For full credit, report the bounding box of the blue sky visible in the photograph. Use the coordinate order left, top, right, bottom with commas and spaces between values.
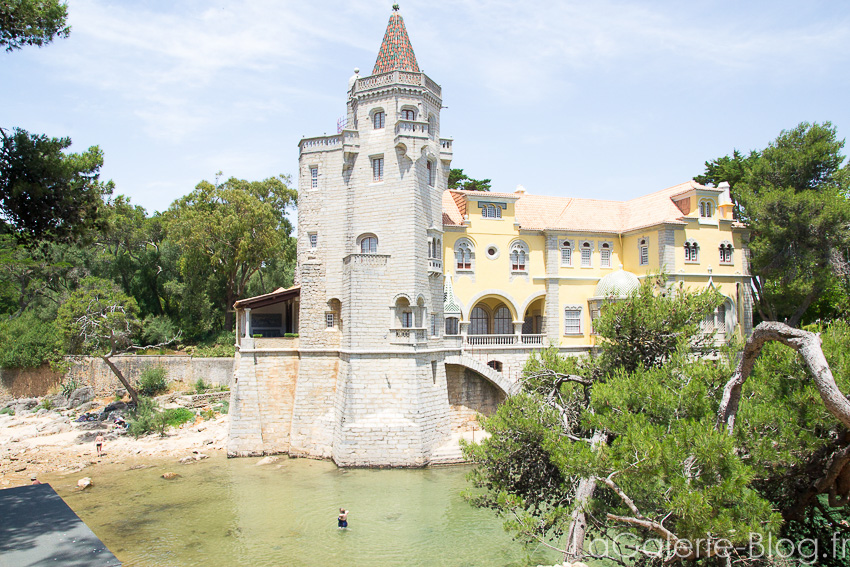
2, 0, 849, 214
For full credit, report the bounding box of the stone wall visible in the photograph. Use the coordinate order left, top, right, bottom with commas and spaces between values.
0, 356, 234, 402
446, 364, 505, 431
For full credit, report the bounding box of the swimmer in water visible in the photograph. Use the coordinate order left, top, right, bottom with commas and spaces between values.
338, 507, 348, 529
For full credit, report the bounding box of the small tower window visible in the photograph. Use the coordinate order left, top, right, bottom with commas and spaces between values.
309, 233, 318, 249
310, 166, 318, 188
401, 108, 415, 120
600, 242, 612, 268
372, 157, 384, 182
373, 111, 385, 129
359, 235, 378, 254
639, 238, 649, 266
427, 161, 434, 186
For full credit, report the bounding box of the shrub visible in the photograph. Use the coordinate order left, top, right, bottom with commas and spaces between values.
138, 367, 168, 397
128, 398, 195, 437
284, 333, 299, 338
193, 377, 210, 394
141, 315, 179, 346
40, 398, 53, 410
201, 408, 216, 420
0, 407, 14, 416
60, 378, 81, 398
0, 313, 63, 369
214, 400, 229, 415
189, 331, 236, 358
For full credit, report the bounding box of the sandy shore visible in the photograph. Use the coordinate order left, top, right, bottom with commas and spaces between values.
0, 399, 229, 488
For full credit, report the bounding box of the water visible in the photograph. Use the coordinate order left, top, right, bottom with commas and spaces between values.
50, 456, 561, 567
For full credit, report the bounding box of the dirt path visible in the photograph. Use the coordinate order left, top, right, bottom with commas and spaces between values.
0, 400, 229, 488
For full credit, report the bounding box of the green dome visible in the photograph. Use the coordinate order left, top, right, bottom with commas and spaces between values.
594, 268, 640, 298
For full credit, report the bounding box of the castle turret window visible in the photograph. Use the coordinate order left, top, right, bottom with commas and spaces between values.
401, 108, 415, 120
372, 157, 384, 182
427, 160, 434, 186
310, 166, 318, 188
373, 111, 385, 129
359, 234, 378, 254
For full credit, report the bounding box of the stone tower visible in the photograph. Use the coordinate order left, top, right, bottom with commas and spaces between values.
290, 6, 452, 466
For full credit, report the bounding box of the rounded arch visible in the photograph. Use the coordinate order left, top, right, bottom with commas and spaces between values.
357, 232, 379, 254
392, 292, 413, 306
464, 290, 521, 322
519, 291, 547, 318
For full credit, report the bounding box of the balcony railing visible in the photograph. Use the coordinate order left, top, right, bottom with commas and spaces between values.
299, 134, 341, 155
343, 254, 389, 267
390, 328, 426, 344
395, 119, 430, 137
354, 70, 441, 98
464, 334, 544, 347
428, 258, 442, 273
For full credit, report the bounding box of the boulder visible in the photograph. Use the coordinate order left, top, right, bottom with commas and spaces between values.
178, 453, 209, 464
255, 456, 280, 466
76, 401, 98, 413
68, 387, 94, 408
161, 472, 180, 480
47, 394, 68, 409
13, 398, 38, 413
77, 477, 92, 490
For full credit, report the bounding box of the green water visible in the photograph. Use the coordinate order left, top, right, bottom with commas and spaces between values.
51, 456, 561, 567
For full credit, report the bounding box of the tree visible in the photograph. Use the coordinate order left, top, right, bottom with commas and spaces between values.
0, 127, 112, 243
0, 0, 69, 52
165, 174, 296, 331
696, 122, 850, 326
56, 277, 143, 404
448, 168, 491, 191
466, 275, 850, 565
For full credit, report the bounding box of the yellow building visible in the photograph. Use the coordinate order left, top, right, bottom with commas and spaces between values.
441, 180, 751, 356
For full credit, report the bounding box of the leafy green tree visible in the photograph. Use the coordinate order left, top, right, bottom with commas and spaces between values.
0, 311, 62, 368
165, 174, 296, 330
696, 122, 850, 326
0, 128, 112, 243
56, 277, 143, 404
0, 0, 69, 52
448, 168, 491, 191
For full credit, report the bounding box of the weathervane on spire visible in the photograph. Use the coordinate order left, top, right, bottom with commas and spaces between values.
392, 4, 399, 11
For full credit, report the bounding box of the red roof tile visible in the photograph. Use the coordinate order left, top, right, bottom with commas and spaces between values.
373, 9, 419, 74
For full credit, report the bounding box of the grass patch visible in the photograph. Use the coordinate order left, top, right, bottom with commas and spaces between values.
128, 398, 196, 437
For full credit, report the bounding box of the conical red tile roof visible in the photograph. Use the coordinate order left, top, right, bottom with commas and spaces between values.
372, 9, 419, 74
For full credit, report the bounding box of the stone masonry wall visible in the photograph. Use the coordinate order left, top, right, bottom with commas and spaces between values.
446, 364, 505, 431
1, 356, 233, 403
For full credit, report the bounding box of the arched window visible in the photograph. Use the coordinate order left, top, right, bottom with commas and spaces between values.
395, 297, 412, 328
359, 234, 378, 254
560, 240, 574, 267
638, 238, 649, 266
455, 240, 473, 271
510, 241, 529, 272
580, 241, 593, 268
401, 108, 415, 121
470, 306, 489, 335
699, 199, 714, 218
373, 110, 385, 129
719, 242, 733, 264
427, 160, 434, 186
494, 305, 512, 335
684, 240, 699, 263
600, 242, 612, 268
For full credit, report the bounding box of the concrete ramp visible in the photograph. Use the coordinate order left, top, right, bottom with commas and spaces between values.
444, 354, 520, 396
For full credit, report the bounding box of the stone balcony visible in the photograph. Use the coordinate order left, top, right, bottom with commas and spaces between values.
464, 334, 544, 347
390, 328, 427, 345
440, 138, 453, 161
428, 258, 442, 274
353, 70, 441, 98
299, 134, 342, 156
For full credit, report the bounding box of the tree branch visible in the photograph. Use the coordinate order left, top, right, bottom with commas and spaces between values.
716, 321, 850, 433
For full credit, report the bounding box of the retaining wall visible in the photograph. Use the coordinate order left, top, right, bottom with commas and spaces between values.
0, 356, 234, 403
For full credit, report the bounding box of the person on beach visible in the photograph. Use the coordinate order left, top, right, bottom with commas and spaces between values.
337, 508, 348, 528
30, 474, 41, 485
95, 433, 104, 457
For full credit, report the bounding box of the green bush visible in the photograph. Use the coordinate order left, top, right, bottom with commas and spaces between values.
141, 315, 179, 346
193, 377, 210, 394
213, 400, 229, 415
0, 407, 14, 416
189, 331, 235, 358
138, 366, 168, 397
128, 398, 195, 437
284, 333, 299, 338
60, 378, 81, 398
0, 313, 63, 369
40, 399, 53, 410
